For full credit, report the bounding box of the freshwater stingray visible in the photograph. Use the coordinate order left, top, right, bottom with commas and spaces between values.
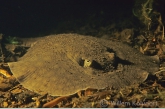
8, 33, 159, 96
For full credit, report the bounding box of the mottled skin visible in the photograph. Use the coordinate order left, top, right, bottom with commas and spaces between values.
8, 33, 159, 96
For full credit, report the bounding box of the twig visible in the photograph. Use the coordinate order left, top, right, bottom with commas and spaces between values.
42, 96, 70, 108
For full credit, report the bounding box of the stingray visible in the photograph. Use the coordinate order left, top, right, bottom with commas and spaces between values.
8, 33, 159, 96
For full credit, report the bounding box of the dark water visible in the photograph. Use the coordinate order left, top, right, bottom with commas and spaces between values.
0, 0, 134, 37
0, 0, 163, 38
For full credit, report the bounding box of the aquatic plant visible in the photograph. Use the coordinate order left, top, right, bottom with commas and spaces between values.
5, 36, 20, 44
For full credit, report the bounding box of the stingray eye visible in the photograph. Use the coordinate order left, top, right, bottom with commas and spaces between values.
83, 59, 92, 67
78, 58, 92, 68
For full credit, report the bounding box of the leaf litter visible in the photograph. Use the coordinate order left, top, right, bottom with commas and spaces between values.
0, 33, 165, 108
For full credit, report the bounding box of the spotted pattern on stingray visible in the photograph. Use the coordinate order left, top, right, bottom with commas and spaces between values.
8, 33, 159, 96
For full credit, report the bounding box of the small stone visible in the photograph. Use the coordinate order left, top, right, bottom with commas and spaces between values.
106, 95, 111, 100
3, 101, 8, 108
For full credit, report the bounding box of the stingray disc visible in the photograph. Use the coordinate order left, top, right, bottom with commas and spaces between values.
8, 33, 159, 96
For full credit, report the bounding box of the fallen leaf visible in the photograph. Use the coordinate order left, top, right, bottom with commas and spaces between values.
0, 69, 12, 78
